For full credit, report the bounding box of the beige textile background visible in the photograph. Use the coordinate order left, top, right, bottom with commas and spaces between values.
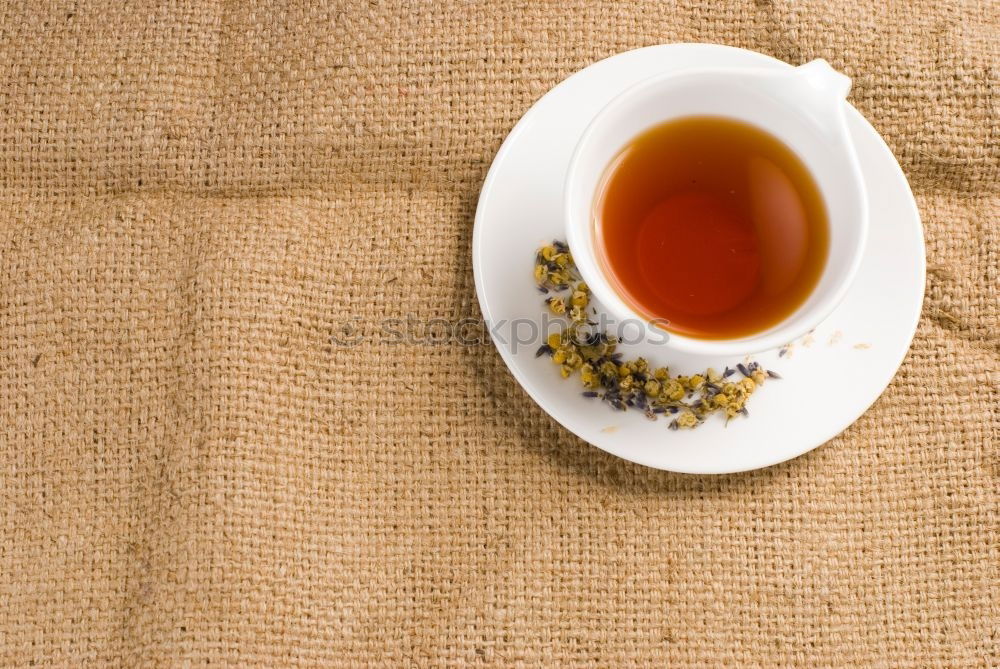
1, 1, 997, 666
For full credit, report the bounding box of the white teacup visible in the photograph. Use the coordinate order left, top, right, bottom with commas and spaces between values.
564, 59, 868, 356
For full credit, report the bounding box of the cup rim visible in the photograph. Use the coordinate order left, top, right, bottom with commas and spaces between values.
564, 65, 869, 357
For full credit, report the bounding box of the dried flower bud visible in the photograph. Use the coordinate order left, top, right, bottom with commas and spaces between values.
676, 411, 699, 428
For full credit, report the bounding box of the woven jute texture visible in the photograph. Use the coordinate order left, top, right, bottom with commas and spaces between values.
1, 1, 997, 666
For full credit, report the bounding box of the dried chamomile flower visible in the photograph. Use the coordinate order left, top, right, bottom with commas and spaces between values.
663, 380, 685, 401
677, 411, 699, 428
546, 296, 566, 314
550, 269, 571, 287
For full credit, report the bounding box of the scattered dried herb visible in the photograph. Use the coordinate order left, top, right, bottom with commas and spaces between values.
533, 241, 781, 430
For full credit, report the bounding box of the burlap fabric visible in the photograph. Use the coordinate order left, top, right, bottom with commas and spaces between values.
1, 1, 996, 666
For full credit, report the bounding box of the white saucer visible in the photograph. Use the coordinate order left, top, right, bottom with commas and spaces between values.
472, 44, 925, 474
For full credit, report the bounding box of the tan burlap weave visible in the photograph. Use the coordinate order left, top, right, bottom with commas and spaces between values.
1, 1, 997, 666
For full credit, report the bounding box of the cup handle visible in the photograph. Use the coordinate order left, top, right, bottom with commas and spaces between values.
794, 59, 852, 100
